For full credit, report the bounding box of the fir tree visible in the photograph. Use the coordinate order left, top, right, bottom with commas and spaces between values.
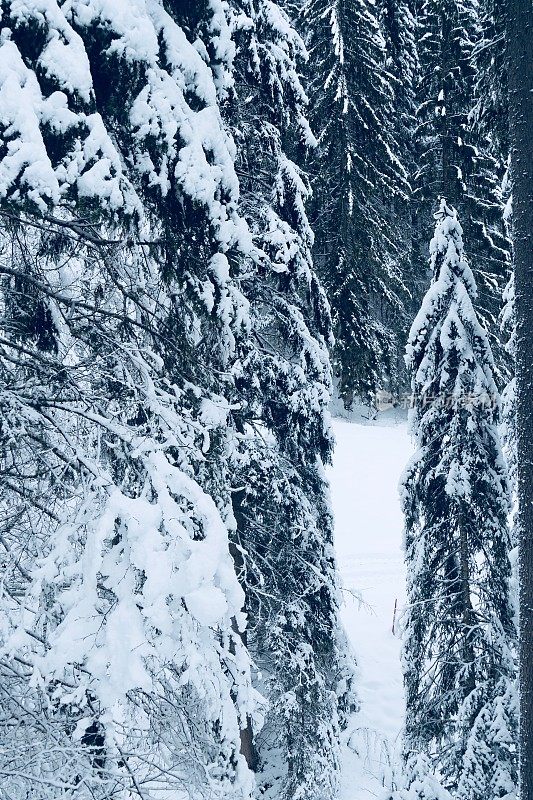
0, 2, 259, 796
471, 0, 508, 161
413, 0, 510, 371
377, 0, 422, 370
297, 0, 411, 403
401, 200, 517, 797
473, 0, 515, 516
500, 273, 517, 534
225, 1, 356, 797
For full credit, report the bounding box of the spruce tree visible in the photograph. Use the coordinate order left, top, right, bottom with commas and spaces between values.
413, 0, 511, 371
472, 0, 508, 162
500, 274, 517, 534
401, 200, 517, 797
225, 1, 356, 797
378, 0, 418, 140
0, 3, 258, 796
297, 0, 411, 403
473, 0, 516, 524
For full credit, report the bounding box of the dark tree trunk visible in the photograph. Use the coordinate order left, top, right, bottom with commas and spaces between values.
507, 0, 533, 796
230, 488, 258, 772
459, 519, 476, 695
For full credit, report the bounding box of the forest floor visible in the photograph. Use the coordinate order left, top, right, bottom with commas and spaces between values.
328, 412, 413, 799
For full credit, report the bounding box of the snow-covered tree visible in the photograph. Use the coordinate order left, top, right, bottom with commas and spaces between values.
500, 272, 517, 525
224, 2, 356, 797
413, 0, 511, 371
0, 2, 259, 797
401, 200, 517, 797
378, 0, 418, 142
456, 680, 518, 799
471, 0, 508, 161
473, 0, 515, 510
296, 0, 411, 403
396, 753, 452, 800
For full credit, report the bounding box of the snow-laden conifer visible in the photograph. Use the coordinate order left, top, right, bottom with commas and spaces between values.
224, 1, 356, 797
501, 273, 517, 531
471, 0, 508, 162
296, 0, 411, 403
397, 754, 453, 800
0, 2, 259, 796
414, 0, 511, 371
401, 199, 517, 797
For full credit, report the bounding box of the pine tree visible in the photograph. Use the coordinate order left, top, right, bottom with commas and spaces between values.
471, 0, 508, 162
413, 0, 510, 371
401, 200, 517, 797
0, 3, 259, 796
296, 0, 411, 403
224, 1, 356, 797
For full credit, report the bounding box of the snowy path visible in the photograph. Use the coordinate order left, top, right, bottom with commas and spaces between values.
328, 416, 414, 799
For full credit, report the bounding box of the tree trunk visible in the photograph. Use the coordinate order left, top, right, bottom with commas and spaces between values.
507, 1, 533, 796
230, 488, 258, 772
458, 519, 476, 696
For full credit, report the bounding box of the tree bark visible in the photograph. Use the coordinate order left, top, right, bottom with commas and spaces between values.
507, 1, 533, 796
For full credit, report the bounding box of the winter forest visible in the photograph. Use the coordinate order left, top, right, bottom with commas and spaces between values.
0, 0, 531, 799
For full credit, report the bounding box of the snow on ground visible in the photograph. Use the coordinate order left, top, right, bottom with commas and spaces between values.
328, 413, 414, 799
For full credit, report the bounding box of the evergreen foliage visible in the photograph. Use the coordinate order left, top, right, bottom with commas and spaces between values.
297, 0, 411, 403
397, 754, 452, 800
413, 0, 510, 370
225, 2, 356, 796
471, 0, 508, 159
401, 200, 517, 797
0, 2, 259, 796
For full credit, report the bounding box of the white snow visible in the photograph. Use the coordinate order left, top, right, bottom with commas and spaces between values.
328, 413, 414, 799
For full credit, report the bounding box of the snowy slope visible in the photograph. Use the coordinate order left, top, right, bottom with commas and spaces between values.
328, 415, 414, 799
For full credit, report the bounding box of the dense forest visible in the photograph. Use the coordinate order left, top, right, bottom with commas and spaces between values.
0, 1, 530, 799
